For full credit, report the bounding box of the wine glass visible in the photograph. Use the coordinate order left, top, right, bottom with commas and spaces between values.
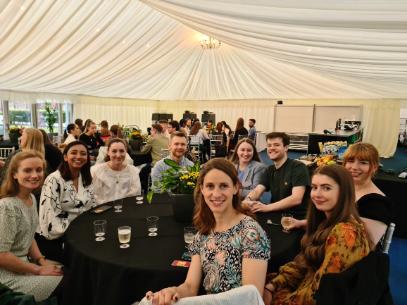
183, 227, 196, 258
136, 190, 144, 205
118, 226, 131, 248
113, 199, 123, 212
281, 213, 293, 233
146, 216, 159, 237
94, 220, 107, 241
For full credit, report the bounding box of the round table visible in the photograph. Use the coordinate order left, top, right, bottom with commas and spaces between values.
62, 195, 303, 305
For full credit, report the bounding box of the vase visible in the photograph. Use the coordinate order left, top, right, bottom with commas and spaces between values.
169, 193, 195, 223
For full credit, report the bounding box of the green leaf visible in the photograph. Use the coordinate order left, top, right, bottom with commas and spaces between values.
163, 158, 181, 169
147, 190, 154, 204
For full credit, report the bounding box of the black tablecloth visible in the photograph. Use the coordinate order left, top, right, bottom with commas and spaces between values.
62, 195, 302, 305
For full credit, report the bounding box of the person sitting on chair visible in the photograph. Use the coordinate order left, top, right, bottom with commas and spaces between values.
145, 158, 270, 305
263, 164, 371, 305
151, 132, 193, 193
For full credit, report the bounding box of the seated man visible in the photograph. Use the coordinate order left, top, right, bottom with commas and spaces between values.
139, 124, 169, 166
151, 132, 194, 192
244, 132, 310, 217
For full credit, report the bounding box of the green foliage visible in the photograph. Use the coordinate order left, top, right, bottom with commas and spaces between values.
43, 103, 58, 134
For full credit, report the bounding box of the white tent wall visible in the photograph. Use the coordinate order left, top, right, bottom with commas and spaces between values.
74, 96, 399, 157
401, 101, 407, 118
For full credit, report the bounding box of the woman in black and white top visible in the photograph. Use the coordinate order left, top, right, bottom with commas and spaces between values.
38, 141, 96, 262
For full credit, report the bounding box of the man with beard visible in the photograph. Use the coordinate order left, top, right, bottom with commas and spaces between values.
151, 131, 193, 192
244, 132, 310, 217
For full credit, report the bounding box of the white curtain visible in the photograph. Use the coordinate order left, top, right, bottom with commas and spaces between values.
0, 0, 406, 100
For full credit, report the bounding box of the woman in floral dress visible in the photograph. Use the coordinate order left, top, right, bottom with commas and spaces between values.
263, 164, 371, 305
145, 158, 270, 304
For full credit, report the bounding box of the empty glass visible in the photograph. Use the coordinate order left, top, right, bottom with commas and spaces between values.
146, 216, 159, 237
136, 190, 144, 205
118, 226, 131, 248
94, 220, 107, 241
114, 199, 123, 213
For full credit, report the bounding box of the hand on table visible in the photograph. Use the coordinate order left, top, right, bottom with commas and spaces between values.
146, 287, 179, 305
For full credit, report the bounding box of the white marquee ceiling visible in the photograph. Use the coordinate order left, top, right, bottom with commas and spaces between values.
0, 0, 406, 100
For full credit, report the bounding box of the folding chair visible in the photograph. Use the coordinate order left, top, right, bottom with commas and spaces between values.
0, 147, 15, 160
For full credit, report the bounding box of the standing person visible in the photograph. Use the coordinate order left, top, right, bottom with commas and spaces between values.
189, 121, 210, 163
151, 132, 193, 193
139, 124, 169, 166
63, 123, 81, 146
221, 121, 233, 152
75, 118, 84, 133
79, 120, 104, 160
0, 151, 62, 301
263, 165, 371, 305
229, 118, 248, 152
38, 141, 96, 262
248, 119, 257, 141
212, 122, 227, 157
168, 120, 180, 135
245, 132, 310, 218
145, 158, 270, 304
343, 143, 393, 246
91, 139, 141, 204
230, 138, 267, 199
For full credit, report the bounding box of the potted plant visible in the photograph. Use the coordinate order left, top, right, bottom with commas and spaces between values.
8, 126, 21, 144
43, 103, 58, 135
148, 159, 200, 222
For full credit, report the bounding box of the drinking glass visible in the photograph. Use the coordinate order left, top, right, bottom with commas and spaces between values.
183, 227, 196, 253
281, 213, 293, 233
146, 216, 159, 237
118, 226, 131, 248
136, 190, 144, 205
94, 220, 107, 241
114, 199, 123, 213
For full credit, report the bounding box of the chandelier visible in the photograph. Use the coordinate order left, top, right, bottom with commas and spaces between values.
200, 35, 221, 49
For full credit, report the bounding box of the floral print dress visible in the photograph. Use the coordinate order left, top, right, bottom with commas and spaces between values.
189, 216, 270, 294
269, 221, 370, 305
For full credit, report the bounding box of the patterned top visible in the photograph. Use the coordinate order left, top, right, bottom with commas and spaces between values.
190, 216, 270, 294
270, 221, 370, 305
0, 195, 38, 257
39, 170, 97, 240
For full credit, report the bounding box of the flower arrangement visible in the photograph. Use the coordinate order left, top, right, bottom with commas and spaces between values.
147, 159, 200, 203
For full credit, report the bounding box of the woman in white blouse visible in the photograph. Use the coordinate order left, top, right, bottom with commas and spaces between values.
38, 141, 96, 262
91, 138, 141, 204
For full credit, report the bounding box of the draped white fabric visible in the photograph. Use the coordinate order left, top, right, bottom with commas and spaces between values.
0, 0, 406, 100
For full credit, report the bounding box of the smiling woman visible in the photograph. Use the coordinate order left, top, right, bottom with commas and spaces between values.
91, 138, 141, 204
37, 141, 97, 263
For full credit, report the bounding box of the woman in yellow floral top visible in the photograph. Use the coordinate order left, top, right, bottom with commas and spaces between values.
264, 164, 371, 305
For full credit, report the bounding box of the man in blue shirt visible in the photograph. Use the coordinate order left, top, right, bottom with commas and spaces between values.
248, 119, 257, 141
151, 131, 193, 192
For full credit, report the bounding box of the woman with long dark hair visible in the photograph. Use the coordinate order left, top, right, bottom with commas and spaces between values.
229, 118, 248, 151
263, 164, 370, 305
145, 158, 270, 304
38, 141, 96, 262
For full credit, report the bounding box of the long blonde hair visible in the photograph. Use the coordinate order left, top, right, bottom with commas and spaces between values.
21, 128, 45, 156
0, 150, 46, 199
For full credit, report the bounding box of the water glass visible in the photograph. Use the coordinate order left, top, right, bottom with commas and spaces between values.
94, 220, 107, 241
281, 213, 293, 233
114, 199, 123, 213
118, 226, 131, 248
146, 216, 159, 237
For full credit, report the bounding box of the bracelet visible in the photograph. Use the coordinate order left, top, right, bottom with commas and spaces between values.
35, 256, 45, 264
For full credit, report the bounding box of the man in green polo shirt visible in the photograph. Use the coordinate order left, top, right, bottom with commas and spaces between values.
244, 132, 310, 217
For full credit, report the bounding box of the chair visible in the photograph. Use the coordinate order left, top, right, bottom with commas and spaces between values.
382, 223, 396, 254
0, 147, 15, 160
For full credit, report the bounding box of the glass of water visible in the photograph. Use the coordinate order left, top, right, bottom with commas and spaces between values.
136, 190, 144, 205
118, 226, 131, 248
146, 216, 159, 237
94, 220, 107, 241
114, 199, 123, 213
281, 213, 293, 233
